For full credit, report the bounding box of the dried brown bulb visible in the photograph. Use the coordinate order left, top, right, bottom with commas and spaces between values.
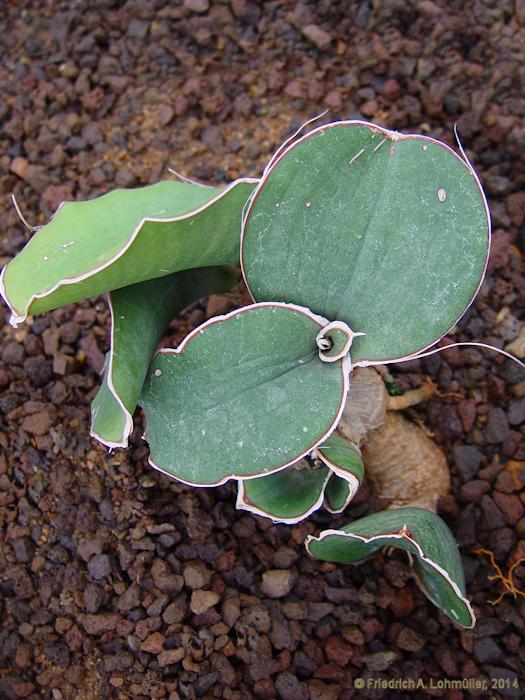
338, 367, 449, 512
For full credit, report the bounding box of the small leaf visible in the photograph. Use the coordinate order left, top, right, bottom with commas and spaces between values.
91, 266, 239, 448
306, 507, 475, 628
242, 121, 490, 362
324, 474, 354, 514
140, 303, 348, 486
237, 460, 330, 523
317, 433, 364, 484
1, 178, 257, 324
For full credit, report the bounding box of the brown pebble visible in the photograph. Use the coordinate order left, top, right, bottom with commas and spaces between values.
140, 631, 165, 654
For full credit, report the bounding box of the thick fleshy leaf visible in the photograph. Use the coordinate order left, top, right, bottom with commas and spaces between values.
140, 303, 349, 486
306, 507, 475, 628
316, 434, 364, 513
242, 120, 490, 362
317, 433, 364, 484
236, 460, 330, 523
324, 474, 353, 514
91, 266, 239, 448
1, 178, 257, 324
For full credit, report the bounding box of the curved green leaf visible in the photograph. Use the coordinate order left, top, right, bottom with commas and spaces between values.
242, 121, 490, 362
1, 178, 257, 324
237, 460, 330, 523
324, 474, 353, 514
140, 303, 349, 486
91, 266, 239, 448
316, 434, 364, 513
306, 507, 475, 628
317, 433, 364, 484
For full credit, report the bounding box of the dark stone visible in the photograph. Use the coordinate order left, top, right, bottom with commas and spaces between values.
485, 408, 511, 444
275, 671, 309, 700
43, 642, 70, 667
11, 537, 36, 563
508, 398, 525, 425
474, 637, 503, 664
88, 554, 111, 580
453, 445, 482, 480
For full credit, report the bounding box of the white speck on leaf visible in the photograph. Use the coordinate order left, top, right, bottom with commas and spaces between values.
275, 201, 280, 208
422, 144, 428, 151
303, 426, 308, 433
305, 201, 311, 208
154, 369, 162, 377
43, 256, 48, 261
438, 187, 447, 202
237, 440, 244, 448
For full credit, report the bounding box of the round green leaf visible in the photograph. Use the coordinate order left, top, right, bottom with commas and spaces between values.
306, 507, 475, 628
140, 303, 348, 486
237, 460, 330, 523
242, 121, 490, 362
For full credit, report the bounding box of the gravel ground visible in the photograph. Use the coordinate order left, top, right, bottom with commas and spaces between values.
1, 1, 525, 699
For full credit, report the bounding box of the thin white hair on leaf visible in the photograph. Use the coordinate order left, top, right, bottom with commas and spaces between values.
262, 110, 330, 177
11, 193, 41, 233
167, 168, 215, 188
453, 123, 476, 176
359, 341, 525, 370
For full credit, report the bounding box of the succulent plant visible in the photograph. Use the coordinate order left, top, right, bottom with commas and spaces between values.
2, 119, 501, 627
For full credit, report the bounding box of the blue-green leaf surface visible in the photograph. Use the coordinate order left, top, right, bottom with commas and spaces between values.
140, 303, 349, 486
242, 121, 490, 362
237, 460, 330, 523
306, 507, 475, 627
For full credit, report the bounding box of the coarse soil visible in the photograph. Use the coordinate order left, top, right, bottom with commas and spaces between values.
1, 1, 525, 699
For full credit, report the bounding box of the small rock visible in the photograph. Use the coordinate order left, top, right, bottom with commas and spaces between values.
158, 105, 174, 126
474, 637, 503, 663
302, 24, 332, 50
506, 327, 525, 359
84, 583, 105, 614
157, 647, 185, 667
10, 156, 29, 178
362, 650, 398, 671
162, 594, 188, 624
140, 631, 165, 654
396, 626, 426, 652
81, 613, 120, 635
24, 356, 53, 387
193, 671, 219, 696
261, 570, 295, 598
485, 408, 511, 444
184, 0, 209, 13
453, 445, 482, 480
324, 636, 354, 666
43, 642, 70, 667
508, 398, 525, 425
190, 589, 220, 615
88, 553, 111, 580
183, 561, 212, 590
459, 479, 490, 502
21, 410, 55, 436
117, 582, 141, 613
275, 671, 309, 700
151, 559, 184, 595
2, 341, 25, 365
11, 537, 36, 563
308, 680, 339, 700
128, 18, 149, 39
492, 492, 524, 524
